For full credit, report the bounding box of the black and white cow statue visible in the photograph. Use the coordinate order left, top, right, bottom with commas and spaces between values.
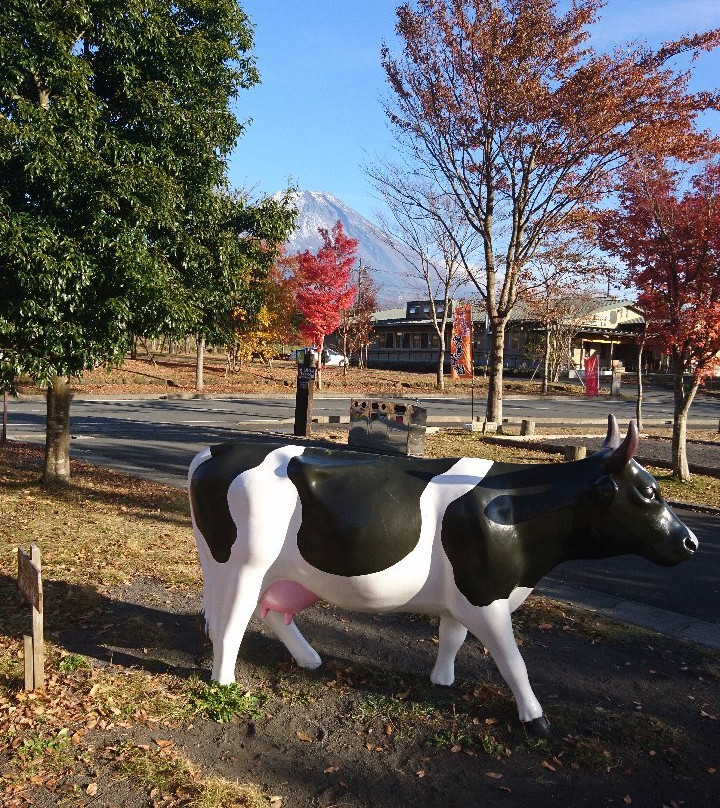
188, 415, 697, 736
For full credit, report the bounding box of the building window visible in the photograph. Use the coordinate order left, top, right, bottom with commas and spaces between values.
408, 307, 417, 315
402, 333, 412, 349
385, 333, 394, 349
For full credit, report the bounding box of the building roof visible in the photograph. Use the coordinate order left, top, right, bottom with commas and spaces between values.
372, 298, 645, 329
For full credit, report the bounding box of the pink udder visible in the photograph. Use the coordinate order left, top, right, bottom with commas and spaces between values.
258, 581, 320, 625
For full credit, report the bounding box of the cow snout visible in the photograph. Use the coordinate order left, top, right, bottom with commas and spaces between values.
667, 528, 699, 564
651, 525, 699, 566
683, 529, 699, 555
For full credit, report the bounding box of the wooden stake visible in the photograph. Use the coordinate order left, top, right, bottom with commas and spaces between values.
18, 545, 44, 691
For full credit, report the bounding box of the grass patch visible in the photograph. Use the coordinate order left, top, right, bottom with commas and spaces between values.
644, 468, 720, 508
116, 743, 272, 808
0, 443, 198, 596
185, 679, 267, 724
196, 777, 273, 808
354, 692, 436, 723
56, 653, 92, 673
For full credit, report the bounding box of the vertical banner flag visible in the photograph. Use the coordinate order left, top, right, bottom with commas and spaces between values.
584, 354, 599, 397
450, 304, 473, 379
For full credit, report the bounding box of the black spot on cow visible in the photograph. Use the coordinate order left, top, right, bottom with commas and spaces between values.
190, 436, 456, 567
189, 441, 281, 563
441, 460, 593, 606
288, 449, 456, 576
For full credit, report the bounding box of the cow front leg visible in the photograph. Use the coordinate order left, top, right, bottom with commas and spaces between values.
430, 615, 467, 686
460, 601, 549, 736
259, 609, 322, 670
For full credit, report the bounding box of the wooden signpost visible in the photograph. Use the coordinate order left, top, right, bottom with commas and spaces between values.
17, 545, 44, 691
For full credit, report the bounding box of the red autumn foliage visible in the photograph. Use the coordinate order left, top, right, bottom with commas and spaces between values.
599, 158, 720, 479
600, 160, 720, 382
292, 221, 358, 350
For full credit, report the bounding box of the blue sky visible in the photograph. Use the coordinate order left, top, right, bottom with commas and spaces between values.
229, 1, 720, 222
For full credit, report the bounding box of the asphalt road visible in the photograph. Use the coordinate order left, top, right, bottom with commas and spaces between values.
5, 392, 719, 632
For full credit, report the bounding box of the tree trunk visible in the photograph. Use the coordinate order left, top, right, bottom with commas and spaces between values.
635, 340, 645, 431
342, 335, 349, 379
43, 376, 73, 486
541, 327, 550, 395
486, 318, 505, 423
671, 354, 698, 481
316, 341, 323, 391
196, 336, 205, 391
436, 335, 445, 390
2, 390, 7, 443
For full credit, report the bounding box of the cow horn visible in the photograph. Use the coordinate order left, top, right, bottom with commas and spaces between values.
605, 420, 639, 473
602, 414, 621, 449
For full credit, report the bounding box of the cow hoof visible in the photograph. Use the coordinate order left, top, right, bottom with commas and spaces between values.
430, 669, 455, 686
296, 653, 322, 670
523, 715, 551, 738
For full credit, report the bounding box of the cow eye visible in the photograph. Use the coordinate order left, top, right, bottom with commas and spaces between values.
637, 485, 657, 501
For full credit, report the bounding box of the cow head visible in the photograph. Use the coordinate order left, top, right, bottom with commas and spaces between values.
584, 416, 698, 566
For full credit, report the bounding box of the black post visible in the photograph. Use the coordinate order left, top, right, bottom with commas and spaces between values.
293, 351, 316, 437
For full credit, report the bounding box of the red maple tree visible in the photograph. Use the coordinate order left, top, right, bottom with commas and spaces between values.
600, 159, 720, 479
293, 221, 358, 356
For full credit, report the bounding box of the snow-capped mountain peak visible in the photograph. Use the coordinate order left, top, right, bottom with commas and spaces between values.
275, 190, 423, 307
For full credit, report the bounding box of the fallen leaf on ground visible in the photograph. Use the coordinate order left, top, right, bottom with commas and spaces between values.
295, 731, 313, 743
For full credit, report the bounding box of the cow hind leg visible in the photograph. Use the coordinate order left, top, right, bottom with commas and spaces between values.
208, 568, 266, 685
430, 615, 467, 686
259, 610, 322, 670
459, 601, 549, 736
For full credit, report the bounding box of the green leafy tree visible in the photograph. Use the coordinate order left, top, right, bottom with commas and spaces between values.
172, 189, 296, 390
0, 0, 266, 483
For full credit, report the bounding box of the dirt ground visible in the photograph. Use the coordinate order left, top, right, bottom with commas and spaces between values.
3, 358, 719, 807
17, 353, 584, 398
39, 575, 720, 808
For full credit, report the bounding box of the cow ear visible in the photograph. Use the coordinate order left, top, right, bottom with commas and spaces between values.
590, 474, 618, 505
605, 420, 639, 474
602, 414, 621, 449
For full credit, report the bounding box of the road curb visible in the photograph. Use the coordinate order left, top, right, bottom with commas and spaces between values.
537, 581, 720, 652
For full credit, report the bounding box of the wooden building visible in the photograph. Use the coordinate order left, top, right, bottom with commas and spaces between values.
367, 299, 650, 375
